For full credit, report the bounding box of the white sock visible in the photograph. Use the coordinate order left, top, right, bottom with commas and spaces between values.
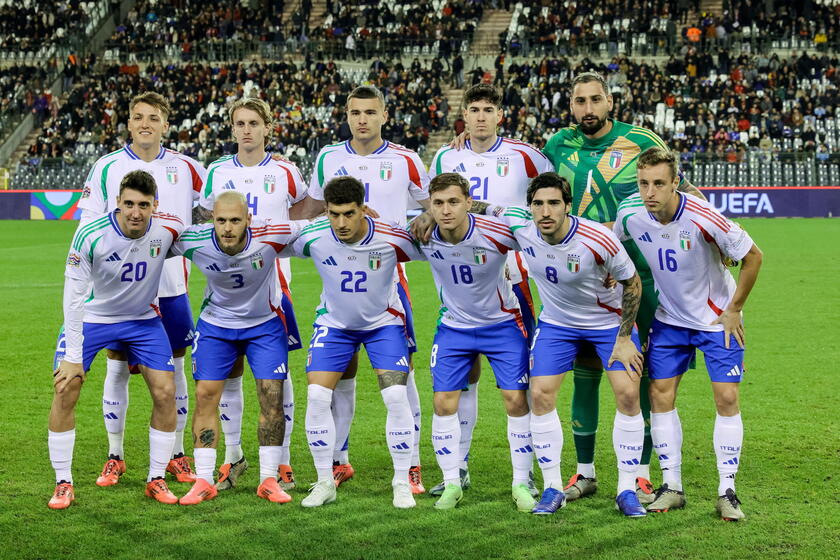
637, 463, 651, 480
531, 409, 563, 490
148, 427, 176, 481
508, 414, 533, 486
220, 376, 244, 464
406, 369, 422, 466
279, 376, 294, 465
432, 413, 461, 484
260, 445, 283, 482
651, 409, 683, 491
102, 358, 130, 459
576, 463, 596, 478
48, 429, 75, 484
458, 382, 479, 470
714, 412, 743, 495
382, 385, 413, 483
172, 356, 189, 457
331, 377, 356, 464
194, 447, 216, 484
613, 411, 644, 493
305, 384, 335, 481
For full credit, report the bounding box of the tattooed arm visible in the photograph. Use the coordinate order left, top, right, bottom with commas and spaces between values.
192, 205, 212, 224
607, 272, 644, 378
677, 178, 706, 201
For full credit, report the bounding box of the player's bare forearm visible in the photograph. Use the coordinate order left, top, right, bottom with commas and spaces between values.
469, 200, 490, 214
256, 379, 286, 446
376, 370, 408, 389
418, 198, 430, 211
617, 273, 642, 337
192, 205, 212, 224
727, 244, 763, 312
289, 195, 325, 220
677, 179, 706, 201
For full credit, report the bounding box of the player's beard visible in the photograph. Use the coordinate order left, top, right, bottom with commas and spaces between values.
578, 114, 608, 135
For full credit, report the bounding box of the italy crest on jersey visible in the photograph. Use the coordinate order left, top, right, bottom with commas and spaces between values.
368, 251, 382, 270
473, 248, 487, 265
264, 174, 276, 194
149, 240, 161, 258
609, 150, 623, 169
379, 162, 393, 181
679, 230, 692, 251
251, 253, 264, 270
166, 166, 178, 184
567, 253, 580, 273
496, 157, 509, 177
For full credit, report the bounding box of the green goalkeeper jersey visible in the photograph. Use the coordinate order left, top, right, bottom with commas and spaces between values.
542, 120, 680, 224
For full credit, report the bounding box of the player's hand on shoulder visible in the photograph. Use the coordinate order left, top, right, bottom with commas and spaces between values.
449, 131, 469, 151
608, 337, 643, 379
53, 361, 86, 393
270, 153, 293, 164
711, 308, 744, 349
603, 274, 617, 289
409, 211, 435, 243
364, 206, 380, 219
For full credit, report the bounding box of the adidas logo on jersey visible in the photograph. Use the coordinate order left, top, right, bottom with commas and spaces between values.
206, 263, 222, 271
222, 180, 236, 190
322, 256, 337, 266
523, 247, 536, 257
396, 356, 409, 367
105, 252, 122, 262
430, 250, 444, 260
638, 232, 653, 243
334, 166, 349, 176
274, 364, 288, 374
453, 163, 467, 173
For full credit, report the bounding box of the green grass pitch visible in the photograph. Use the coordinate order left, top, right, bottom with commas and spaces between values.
0, 218, 837, 560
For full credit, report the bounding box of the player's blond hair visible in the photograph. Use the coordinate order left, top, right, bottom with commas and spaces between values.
129, 92, 172, 120
637, 147, 679, 181
228, 97, 274, 143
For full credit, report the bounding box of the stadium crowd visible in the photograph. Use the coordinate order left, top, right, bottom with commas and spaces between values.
19, 57, 453, 173
0, 1, 101, 52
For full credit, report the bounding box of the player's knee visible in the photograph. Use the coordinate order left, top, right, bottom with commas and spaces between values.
713, 385, 739, 415
530, 385, 556, 415
55, 378, 83, 407
501, 391, 529, 416
149, 382, 175, 407
648, 383, 676, 412
614, 386, 640, 414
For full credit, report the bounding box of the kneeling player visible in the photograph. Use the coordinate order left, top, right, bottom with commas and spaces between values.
172, 192, 307, 505
290, 177, 420, 509
489, 173, 647, 516
49, 171, 184, 508
414, 173, 535, 512
615, 148, 762, 520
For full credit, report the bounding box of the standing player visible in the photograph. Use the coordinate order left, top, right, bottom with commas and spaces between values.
72, 92, 205, 487
541, 72, 705, 503
614, 148, 762, 520
199, 98, 307, 492
415, 173, 535, 512
425, 84, 553, 496
488, 172, 647, 517
173, 192, 307, 505
289, 177, 420, 509
49, 171, 185, 509
294, 85, 430, 493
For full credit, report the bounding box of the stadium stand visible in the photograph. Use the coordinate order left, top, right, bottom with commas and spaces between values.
3, 0, 839, 189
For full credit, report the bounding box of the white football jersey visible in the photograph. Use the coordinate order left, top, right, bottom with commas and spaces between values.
502, 207, 636, 330
416, 214, 523, 329
65, 211, 185, 323
308, 140, 430, 225
430, 136, 553, 284
77, 144, 206, 298
171, 219, 307, 329
614, 193, 755, 331
289, 216, 421, 330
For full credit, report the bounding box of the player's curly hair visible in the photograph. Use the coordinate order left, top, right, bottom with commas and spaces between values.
324, 176, 365, 206
462, 84, 502, 109
637, 147, 679, 181
119, 170, 157, 198
429, 173, 470, 198
526, 172, 572, 205
129, 91, 172, 120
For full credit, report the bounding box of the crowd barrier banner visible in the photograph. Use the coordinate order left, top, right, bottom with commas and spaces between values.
0, 190, 83, 220
698, 186, 840, 218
